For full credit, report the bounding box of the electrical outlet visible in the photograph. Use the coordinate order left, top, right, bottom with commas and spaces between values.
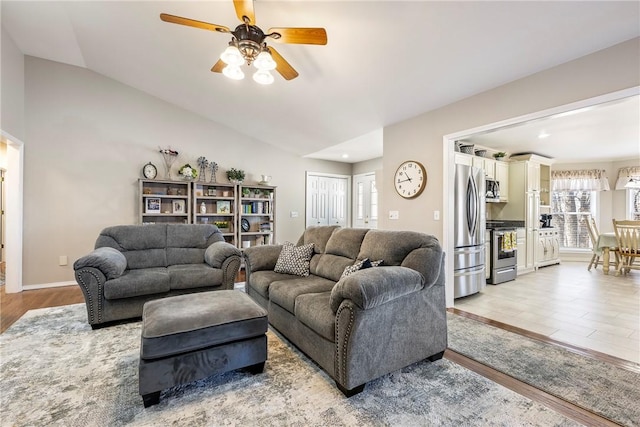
290, 211, 299, 218
434, 210, 440, 220
59, 255, 68, 266
389, 210, 399, 220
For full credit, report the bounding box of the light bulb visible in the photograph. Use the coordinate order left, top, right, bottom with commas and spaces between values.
223, 65, 245, 80
253, 69, 274, 85
220, 46, 244, 67
253, 51, 276, 71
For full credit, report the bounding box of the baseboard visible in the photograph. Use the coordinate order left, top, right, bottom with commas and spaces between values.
22, 281, 78, 291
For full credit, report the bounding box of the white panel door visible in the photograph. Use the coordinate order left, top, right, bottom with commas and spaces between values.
353, 173, 378, 229
306, 174, 349, 228
328, 177, 348, 227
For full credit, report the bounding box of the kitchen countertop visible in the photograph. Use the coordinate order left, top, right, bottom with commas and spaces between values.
486, 220, 525, 229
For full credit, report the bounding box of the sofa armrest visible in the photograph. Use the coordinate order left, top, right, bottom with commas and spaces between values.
243, 245, 283, 273
73, 247, 127, 280
204, 241, 242, 268
329, 266, 424, 312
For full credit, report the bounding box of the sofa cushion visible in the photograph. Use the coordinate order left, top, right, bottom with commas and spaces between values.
73, 247, 127, 280
274, 242, 314, 276
167, 264, 223, 290
315, 254, 357, 282
248, 270, 301, 299
296, 226, 340, 254
294, 291, 335, 341
104, 267, 170, 300
325, 228, 370, 259
269, 276, 336, 314
166, 224, 224, 265
96, 224, 168, 269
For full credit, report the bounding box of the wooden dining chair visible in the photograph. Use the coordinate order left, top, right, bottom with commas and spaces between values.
586, 216, 603, 271
612, 219, 640, 276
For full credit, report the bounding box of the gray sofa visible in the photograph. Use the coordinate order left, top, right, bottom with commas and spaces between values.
74, 224, 242, 328
243, 226, 447, 396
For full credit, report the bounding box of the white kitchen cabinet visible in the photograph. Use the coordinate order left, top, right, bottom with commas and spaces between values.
537, 228, 560, 267
500, 159, 550, 274
472, 156, 496, 179
516, 228, 527, 273
495, 161, 509, 202
454, 153, 473, 166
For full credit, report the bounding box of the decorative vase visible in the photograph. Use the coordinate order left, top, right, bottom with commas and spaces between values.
230, 179, 243, 185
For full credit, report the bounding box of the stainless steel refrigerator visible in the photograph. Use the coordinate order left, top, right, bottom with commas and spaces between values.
454, 164, 486, 298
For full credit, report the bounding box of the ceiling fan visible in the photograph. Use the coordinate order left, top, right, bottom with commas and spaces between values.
160, 0, 327, 84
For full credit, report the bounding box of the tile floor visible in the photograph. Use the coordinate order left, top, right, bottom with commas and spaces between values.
454, 261, 640, 363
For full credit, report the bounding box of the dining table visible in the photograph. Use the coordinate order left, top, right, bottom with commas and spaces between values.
596, 232, 617, 275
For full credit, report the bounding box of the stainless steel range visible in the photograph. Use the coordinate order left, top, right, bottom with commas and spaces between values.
488, 227, 517, 284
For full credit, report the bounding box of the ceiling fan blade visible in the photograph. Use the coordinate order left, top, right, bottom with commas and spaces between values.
267, 47, 299, 80
211, 59, 226, 73
267, 27, 327, 45
233, 0, 255, 25
160, 13, 230, 33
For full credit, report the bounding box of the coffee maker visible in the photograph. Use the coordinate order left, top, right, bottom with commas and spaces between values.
540, 214, 553, 228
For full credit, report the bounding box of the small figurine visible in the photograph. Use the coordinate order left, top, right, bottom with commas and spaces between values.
197, 156, 209, 182
209, 161, 219, 183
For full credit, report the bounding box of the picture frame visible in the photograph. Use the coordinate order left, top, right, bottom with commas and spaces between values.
217, 201, 231, 214
172, 200, 186, 214
145, 197, 161, 214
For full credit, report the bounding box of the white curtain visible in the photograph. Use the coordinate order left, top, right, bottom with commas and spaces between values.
551, 169, 610, 191
614, 166, 640, 190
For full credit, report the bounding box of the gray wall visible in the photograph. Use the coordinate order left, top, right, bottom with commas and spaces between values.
1, 27, 25, 140
23, 57, 351, 286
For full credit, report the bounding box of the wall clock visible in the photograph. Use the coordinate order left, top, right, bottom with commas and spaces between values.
394, 160, 427, 199
142, 162, 158, 179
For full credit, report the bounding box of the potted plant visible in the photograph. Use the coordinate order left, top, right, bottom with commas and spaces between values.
226, 168, 245, 184
493, 152, 507, 161
178, 164, 198, 180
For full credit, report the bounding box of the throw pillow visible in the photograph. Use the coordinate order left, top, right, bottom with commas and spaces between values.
274, 242, 315, 277
340, 258, 384, 279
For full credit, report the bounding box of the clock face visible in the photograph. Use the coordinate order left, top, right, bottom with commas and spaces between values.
143, 162, 157, 179
394, 161, 427, 199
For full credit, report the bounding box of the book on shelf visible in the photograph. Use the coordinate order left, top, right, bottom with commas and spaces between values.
243, 201, 271, 214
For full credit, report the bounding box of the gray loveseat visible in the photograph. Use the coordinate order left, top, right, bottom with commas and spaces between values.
243, 226, 446, 396
74, 224, 242, 328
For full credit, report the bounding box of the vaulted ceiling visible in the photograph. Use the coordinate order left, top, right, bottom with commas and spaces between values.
2, 1, 639, 162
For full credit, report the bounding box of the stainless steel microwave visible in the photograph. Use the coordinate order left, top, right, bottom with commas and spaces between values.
486, 179, 500, 202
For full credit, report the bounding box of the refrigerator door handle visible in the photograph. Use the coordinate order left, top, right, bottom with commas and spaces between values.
466, 174, 478, 237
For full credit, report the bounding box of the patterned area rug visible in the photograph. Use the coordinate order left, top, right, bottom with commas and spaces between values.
0, 304, 579, 427
448, 313, 640, 427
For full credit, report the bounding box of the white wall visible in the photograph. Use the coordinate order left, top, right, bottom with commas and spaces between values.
23, 57, 350, 286
382, 38, 639, 306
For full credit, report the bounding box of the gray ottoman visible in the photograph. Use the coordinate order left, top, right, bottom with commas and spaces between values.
139, 290, 268, 407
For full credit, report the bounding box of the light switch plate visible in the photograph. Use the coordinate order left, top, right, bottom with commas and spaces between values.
434, 210, 440, 220
389, 210, 399, 220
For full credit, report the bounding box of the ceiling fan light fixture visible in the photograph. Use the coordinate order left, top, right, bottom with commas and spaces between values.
222, 65, 245, 80
253, 69, 274, 85
253, 51, 276, 71
220, 45, 244, 67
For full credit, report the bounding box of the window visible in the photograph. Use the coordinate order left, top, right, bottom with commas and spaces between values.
628, 189, 640, 220
551, 190, 597, 249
